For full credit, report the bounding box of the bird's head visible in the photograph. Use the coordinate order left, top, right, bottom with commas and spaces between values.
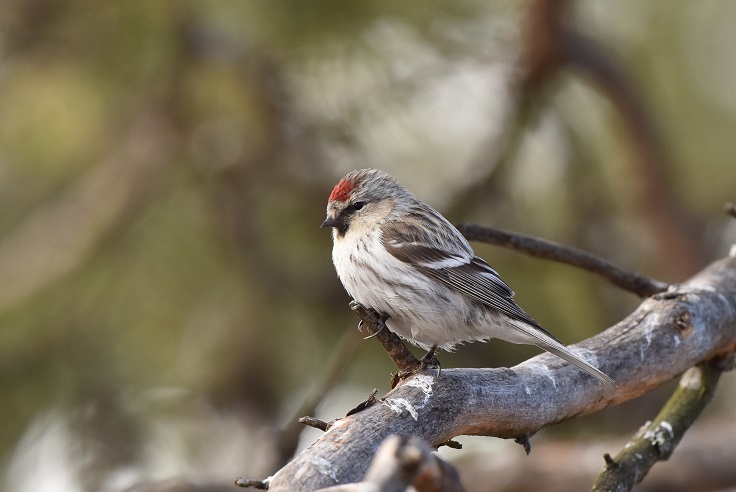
321, 168, 409, 238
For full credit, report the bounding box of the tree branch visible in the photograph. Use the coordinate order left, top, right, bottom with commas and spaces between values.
315, 435, 465, 492
456, 223, 670, 297
592, 359, 726, 491
250, 253, 736, 490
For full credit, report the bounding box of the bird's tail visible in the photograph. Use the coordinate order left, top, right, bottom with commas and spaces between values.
537, 341, 618, 390
504, 318, 617, 389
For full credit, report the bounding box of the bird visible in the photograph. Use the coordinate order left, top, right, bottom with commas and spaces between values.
321, 168, 616, 389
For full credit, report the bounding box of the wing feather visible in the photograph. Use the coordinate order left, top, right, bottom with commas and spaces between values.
382, 217, 561, 343
381, 215, 617, 389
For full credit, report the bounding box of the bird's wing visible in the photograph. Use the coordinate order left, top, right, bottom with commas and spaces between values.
381, 218, 561, 343
382, 216, 617, 389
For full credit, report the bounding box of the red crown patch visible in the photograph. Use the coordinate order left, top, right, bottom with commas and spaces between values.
329, 179, 356, 202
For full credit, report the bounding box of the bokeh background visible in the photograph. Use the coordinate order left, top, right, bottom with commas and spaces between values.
1, 1, 735, 491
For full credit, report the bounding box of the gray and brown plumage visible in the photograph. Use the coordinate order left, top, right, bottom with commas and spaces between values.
321, 168, 616, 389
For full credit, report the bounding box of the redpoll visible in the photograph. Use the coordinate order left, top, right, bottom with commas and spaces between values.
321, 168, 616, 389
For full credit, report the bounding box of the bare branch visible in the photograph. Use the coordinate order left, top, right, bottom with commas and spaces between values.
345, 389, 379, 417
456, 223, 669, 297
258, 253, 736, 490
299, 416, 331, 432
234, 478, 270, 489
592, 360, 724, 491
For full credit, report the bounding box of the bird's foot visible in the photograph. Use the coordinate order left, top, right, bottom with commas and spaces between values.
361, 319, 385, 339
350, 301, 389, 339
391, 345, 442, 386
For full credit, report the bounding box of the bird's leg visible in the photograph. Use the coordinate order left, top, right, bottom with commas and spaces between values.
421, 344, 438, 361
419, 344, 441, 376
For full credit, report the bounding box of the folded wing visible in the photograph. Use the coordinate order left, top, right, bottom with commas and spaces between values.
382, 217, 617, 389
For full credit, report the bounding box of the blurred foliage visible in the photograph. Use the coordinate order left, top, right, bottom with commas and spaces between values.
0, 1, 735, 491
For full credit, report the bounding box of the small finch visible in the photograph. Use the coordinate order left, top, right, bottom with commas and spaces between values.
321, 168, 616, 389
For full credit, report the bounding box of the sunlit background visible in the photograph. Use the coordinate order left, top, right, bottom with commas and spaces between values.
1, 1, 735, 491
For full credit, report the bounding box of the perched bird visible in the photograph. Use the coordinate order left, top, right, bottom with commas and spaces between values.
321, 168, 616, 389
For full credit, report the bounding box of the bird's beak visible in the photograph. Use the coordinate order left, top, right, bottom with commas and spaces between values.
321, 214, 343, 228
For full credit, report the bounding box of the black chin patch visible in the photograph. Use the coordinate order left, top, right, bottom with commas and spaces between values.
335, 222, 349, 238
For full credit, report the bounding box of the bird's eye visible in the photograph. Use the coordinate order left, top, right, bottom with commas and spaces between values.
352, 201, 365, 211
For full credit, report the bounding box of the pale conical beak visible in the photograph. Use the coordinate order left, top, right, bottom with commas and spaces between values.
321, 215, 343, 228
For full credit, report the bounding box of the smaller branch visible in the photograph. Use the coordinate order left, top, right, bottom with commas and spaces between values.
235, 477, 270, 489
725, 202, 736, 219
298, 388, 377, 434
514, 434, 534, 455
456, 223, 669, 297
592, 360, 724, 491
299, 416, 330, 432
346, 389, 379, 416
316, 435, 466, 492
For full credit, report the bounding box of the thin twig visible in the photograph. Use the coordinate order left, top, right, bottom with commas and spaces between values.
514, 434, 534, 455
345, 388, 379, 416
298, 416, 330, 432
438, 439, 463, 450
235, 477, 270, 489
592, 360, 724, 491
456, 223, 669, 297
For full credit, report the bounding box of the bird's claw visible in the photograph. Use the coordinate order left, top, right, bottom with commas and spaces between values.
393, 345, 442, 385
350, 301, 389, 339
363, 321, 385, 339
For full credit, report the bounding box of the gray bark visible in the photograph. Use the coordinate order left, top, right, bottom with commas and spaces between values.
267, 253, 736, 491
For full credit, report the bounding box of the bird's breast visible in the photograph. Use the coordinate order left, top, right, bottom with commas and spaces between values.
330, 230, 502, 350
